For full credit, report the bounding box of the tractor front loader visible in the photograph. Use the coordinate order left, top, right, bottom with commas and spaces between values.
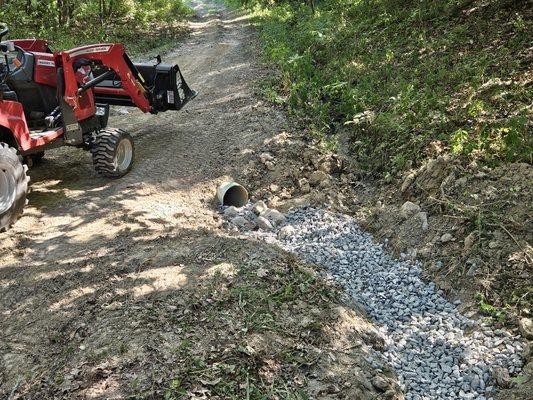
0, 25, 196, 231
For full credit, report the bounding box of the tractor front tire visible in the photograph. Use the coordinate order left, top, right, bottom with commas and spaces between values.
0, 143, 29, 232
91, 128, 134, 178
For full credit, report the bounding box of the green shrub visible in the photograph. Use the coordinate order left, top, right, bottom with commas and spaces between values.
0, 0, 192, 54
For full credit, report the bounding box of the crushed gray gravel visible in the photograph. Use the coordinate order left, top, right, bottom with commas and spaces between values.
223, 205, 526, 400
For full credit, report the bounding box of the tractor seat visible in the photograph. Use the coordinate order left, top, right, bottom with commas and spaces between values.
0, 84, 18, 101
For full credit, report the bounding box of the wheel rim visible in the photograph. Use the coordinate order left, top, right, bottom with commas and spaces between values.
114, 138, 133, 172
0, 167, 16, 214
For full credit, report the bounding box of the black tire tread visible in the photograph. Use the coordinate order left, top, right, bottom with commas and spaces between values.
0, 142, 30, 232
91, 128, 134, 178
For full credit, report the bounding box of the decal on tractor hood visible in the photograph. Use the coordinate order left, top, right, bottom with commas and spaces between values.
70, 45, 111, 58
36, 59, 55, 67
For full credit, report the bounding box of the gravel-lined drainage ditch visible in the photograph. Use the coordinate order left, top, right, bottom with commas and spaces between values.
222, 204, 526, 400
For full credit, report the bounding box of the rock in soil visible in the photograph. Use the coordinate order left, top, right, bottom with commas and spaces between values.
309, 170, 329, 186
257, 215, 274, 230
464, 231, 477, 251
252, 200, 268, 215
231, 216, 255, 230
261, 209, 286, 226
298, 177, 311, 194
400, 201, 421, 218
224, 206, 240, 218
259, 152, 274, 164
492, 366, 511, 388
440, 233, 454, 243
519, 318, 533, 340
416, 211, 428, 231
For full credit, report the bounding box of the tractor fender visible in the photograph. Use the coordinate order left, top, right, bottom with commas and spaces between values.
0, 100, 32, 152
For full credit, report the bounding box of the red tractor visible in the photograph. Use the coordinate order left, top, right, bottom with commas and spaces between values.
0, 24, 196, 231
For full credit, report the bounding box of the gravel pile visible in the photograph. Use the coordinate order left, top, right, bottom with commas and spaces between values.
224, 205, 526, 400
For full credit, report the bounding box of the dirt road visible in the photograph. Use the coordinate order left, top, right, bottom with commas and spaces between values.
0, 1, 313, 397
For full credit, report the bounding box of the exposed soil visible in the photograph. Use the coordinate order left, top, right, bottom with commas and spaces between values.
0, 1, 400, 399
1, 0, 530, 398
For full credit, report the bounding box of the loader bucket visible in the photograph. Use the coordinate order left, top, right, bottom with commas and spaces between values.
93, 60, 197, 113
135, 62, 198, 112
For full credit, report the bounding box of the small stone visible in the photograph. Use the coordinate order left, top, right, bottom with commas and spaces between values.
252, 200, 268, 215
440, 233, 453, 243
298, 178, 311, 194
401, 172, 416, 192
488, 241, 500, 249
464, 232, 476, 251
257, 216, 273, 231
416, 211, 428, 231
224, 206, 239, 218
519, 317, 533, 340
264, 161, 275, 171
270, 184, 280, 193
318, 178, 331, 188
522, 342, 533, 360
400, 201, 421, 218
309, 170, 329, 186
466, 263, 479, 277
256, 268, 268, 278
319, 159, 333, 174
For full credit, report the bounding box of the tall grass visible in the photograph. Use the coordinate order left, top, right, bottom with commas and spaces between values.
237, 0, 532, 175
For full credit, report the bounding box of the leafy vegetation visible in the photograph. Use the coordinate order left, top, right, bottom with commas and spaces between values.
474, 292, 507, 323
233, 0, 532, 176
0, 0, 193, 55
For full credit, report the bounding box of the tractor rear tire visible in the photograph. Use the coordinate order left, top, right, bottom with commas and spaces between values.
91, 128, 134, 178
0, 143, 29, 232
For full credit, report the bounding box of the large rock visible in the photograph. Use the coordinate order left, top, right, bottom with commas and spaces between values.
256, 216, 273, 231
261, 209, 286, 226
252, 200, 268, 215
309, 170, 329, 186
230, 216, 255, 230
